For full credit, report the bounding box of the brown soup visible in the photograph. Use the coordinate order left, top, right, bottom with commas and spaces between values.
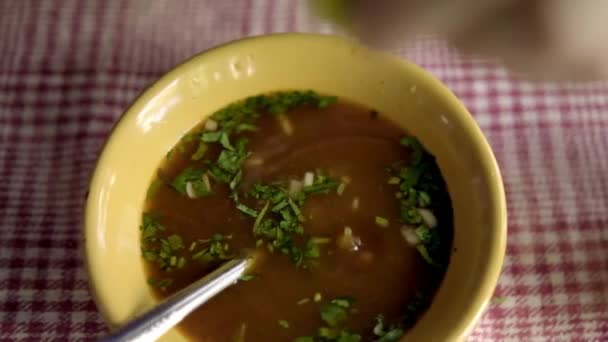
141, 91, 453, 342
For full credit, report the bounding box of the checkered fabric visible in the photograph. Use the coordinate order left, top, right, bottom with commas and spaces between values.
1, 1, 607, 341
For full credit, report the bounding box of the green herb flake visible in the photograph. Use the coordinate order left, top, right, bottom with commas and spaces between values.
140, 213, 165, 241
146, 179, 163, 199
147, 277, 173, 290
201, 131, 222, 143
239, 274, 255, 282
375, 216, 390, 228
236, 203, 259, 217
192, 233, 233, 262
336, 182, 347, 195
320, 297, 354, 327
170, 167, 212, 198
387, 176, 400, 185
232, 322, 247, 342
373, 315, 404, 342
416, 244, 437, 267
387, 136, 450, 267
297, 298, 310, 305
293, 337, 314, 342
311, 237, 332, 245
191, 141, 208, 160
278, 320, 290, 328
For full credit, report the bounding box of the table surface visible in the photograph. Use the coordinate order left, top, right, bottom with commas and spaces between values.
1, 1, 607, 341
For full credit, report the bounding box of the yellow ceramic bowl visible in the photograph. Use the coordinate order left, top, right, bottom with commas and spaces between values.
85, 33, 507, 341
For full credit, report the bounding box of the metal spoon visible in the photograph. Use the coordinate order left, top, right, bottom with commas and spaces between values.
99, 255, 254, 342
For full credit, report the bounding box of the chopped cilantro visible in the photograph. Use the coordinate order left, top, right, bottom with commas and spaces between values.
416, 245, 437, 266
192, 233, 233, 262
278, 320, 290, 328
239, 274, 255, 282
311, 236, 332, 244
233, 322, 247, 342
140, 215, 186, 270
201, 131, 223, 143
196, 90, 336, 201
387, 136, 449, 267
298, 296, 361, 342
373, 315, 404, 342
293, 338, 314, 342
245, 172, 338, 267
147, 277, 173, 290
336, 182, 347, 195
141, 213, 165, 242
400, 137, 423, 165
297, 298, 310, 305
171, 167, 212, 198
320, 297, 354, 327
191, 141, 208, 160
236, 203, 258, 217
375, 216, 389, 228
140, 215, 185, 272
146, 179, 163, 200
303, 170, 340, 194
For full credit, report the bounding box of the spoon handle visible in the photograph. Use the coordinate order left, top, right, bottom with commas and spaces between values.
99, 257, 252, 342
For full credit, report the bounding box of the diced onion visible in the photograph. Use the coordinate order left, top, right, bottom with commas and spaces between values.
417, 208, 437, 228
246, 157, 264, 166
352, 197, 360, 210
400, 225, 419, 246
303, 172, 314, 187
186, 181, 196, 198
337, 226, 361, 251
277, 114, 293, 136
202, 173, 211, 192
204, 119, 218, 131
288, 179, 303, 197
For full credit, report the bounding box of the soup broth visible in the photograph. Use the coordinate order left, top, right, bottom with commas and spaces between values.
141, 91, 453, 341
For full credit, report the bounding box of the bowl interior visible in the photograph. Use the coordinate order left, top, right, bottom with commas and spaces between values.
85, 33, 506, 341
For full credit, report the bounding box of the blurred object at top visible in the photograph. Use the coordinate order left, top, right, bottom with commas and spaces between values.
312, 0, 608, 81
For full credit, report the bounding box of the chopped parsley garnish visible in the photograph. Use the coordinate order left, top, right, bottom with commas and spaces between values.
239, 274, 255, 282
140, 214, 187, 271
374, 216, 389, 228
171, 167, 212, 198
295, 296, 361, 342
302, 170, 340, 195
192, 233, 233, 262
196, 90, 336, 196
278, 320, 290, 328
191, 141, 208, 160
373, 315, 404, 342
141, 213, 165, 242
147, 277, 173, 290
387, 137, 449, 267
245, 171, 338, 267
320, 297, 354, 327
236, 202, 258, 217
146, 179, 163, 200
336, 182, 347, 195
297, 298, 311, 305
294, 338, 314, 342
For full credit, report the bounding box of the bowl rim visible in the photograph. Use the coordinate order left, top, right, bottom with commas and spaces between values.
83, 32, 507, 340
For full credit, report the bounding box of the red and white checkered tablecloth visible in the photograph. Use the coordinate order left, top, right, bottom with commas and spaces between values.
1, 1, 607, 341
